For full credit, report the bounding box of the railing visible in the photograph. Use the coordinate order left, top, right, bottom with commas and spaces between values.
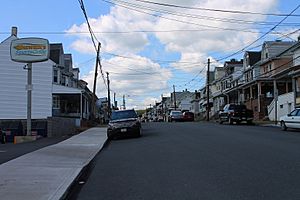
267, 99, 275, 116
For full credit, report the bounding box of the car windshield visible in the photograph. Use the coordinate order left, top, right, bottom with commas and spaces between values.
229, 105, 247, 110
111, 110, 138, 120
171, 111, 182, 115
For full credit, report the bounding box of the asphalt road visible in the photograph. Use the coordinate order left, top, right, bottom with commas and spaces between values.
74, 122, 300, 200
0, 135, 70, 164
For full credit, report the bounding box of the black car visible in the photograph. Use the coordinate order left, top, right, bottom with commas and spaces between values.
219, 104, 254, 125
107, 109, 141, 139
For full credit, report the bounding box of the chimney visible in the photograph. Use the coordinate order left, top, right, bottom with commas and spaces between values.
11, 27, 17, 37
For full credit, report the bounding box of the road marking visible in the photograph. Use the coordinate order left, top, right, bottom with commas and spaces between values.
0, 150, 6, 153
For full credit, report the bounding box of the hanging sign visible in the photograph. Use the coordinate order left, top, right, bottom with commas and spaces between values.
10, 38, 49, 63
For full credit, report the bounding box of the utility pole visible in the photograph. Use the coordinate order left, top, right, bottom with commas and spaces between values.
123, 95, 126, 110
114, 92, 117, 110
106, 72, 111, 118
206, 58, 210, 121
161, 94, 164, 121
173, 85, 177, 110
92, 42, 101, 120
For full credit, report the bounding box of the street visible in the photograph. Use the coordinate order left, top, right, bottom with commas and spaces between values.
73, 122, 300, 200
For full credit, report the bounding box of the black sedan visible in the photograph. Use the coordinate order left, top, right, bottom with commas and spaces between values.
107, 109, 141, 139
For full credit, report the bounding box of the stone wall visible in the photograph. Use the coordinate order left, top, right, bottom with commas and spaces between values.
47, 117, 77, 137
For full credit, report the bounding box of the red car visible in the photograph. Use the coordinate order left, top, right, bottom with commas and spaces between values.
182, 112, 194, 122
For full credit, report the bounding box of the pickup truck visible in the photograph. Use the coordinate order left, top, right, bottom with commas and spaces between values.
219, 104, 254, 125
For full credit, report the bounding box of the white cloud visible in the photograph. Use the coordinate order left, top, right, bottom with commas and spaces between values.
154, 0, 277, 70
81, 54, 172, 109
67, 0, 279, 108
66, 6, 155, 55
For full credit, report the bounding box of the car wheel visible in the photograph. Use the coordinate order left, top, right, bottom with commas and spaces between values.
107, 132, 113, 140
219, 120, 223, 124
281, 121, 287, 131
229, 117, 233, 125
136, 128, 142, 137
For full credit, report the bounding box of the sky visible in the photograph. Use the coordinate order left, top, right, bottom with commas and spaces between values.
1, 0, 300, 109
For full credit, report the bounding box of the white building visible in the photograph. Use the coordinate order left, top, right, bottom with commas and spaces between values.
0, 27, 95, 137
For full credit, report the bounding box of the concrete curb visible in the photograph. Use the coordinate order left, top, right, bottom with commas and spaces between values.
0, 127, 107, 200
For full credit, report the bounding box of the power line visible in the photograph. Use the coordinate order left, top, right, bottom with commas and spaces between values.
78, 0, 107, 88
103, 0, 279, 34
132, 0, 300, 17
102, 51, 207, 65
214, 4, 300, 62
112, 0, 300, 28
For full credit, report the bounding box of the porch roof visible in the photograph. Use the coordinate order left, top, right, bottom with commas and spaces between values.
52, 84, 83, 94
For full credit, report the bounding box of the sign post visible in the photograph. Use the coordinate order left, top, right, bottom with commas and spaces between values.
26, 63, 32, 136
10, 38, 49, 136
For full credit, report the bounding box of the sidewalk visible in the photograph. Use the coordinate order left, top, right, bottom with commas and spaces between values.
254, 121, 280, 128
0, 127, 107, 200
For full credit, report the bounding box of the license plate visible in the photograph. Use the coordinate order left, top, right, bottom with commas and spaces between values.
121, 128, 127, 132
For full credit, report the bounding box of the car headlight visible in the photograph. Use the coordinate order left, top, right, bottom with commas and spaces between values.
107, 123, 115, 130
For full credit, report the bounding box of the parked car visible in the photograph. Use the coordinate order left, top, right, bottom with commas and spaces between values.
280, 108, 300, 131
219, 104, 254, 125
168, 110, 183, 122
157, 116, 164, 122
182, 111, 194, 122
107, 109, 141, 139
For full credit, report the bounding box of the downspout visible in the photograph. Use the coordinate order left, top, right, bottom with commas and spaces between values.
80, 92, 83, 121
258, 82, 261, 113
293, 77, 297, 108
273, 80, 278, 124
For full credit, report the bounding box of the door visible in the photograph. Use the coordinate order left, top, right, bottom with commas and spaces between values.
285, 109, 299, 128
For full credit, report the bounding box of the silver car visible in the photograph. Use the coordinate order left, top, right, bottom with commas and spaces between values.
280, 108, 300, 131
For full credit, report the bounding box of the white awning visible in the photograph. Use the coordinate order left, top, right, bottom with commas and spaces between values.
52, 84, 83, 94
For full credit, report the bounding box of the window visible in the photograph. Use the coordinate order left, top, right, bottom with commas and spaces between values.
61, 76, 66, 86
280, 105, 283, 109
53, 69, 58, 83
290, 109, 298, 116
52, 96, 60, 109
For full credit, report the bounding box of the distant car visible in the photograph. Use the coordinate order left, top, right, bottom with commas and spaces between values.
280, 108, 300, 131
168, 110, 183, 122
157, 116, 164, 122
182, 111, 194, 122
219, 104, 253, 125
107, 109, 141, 139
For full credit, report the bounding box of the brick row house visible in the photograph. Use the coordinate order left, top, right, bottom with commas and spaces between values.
208, 39, 300, 121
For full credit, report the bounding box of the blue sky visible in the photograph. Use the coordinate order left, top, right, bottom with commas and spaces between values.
1, 0, 300, 109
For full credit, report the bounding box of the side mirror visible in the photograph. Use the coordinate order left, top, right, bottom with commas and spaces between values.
287, 114, 291, 117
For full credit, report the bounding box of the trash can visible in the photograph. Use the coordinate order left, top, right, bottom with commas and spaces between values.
1, 121, 24, 142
